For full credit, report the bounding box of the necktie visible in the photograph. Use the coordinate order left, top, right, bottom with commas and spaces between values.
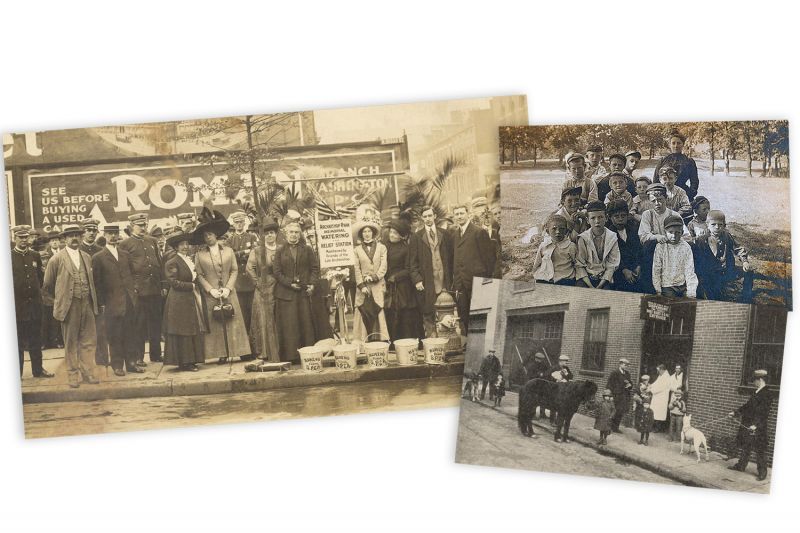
428, 228, 435, 244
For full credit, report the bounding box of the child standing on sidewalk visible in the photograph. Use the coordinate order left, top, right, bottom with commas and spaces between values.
636, 400, 655, 445
594, 389, 616, 445
668, 389, 687, 442
494, 374, 505, 407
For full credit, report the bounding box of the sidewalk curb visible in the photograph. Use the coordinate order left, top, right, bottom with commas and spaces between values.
472, 397, 723, 490
22, 360, 465, 404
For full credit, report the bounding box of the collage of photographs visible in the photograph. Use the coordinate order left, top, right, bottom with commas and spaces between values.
5, 111, 790, 492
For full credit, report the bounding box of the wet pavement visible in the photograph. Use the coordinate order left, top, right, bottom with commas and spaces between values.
456, 398, 679, 485
22, 375, 463, 439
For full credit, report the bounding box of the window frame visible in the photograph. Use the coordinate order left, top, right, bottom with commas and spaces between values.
581, 307, 610, 372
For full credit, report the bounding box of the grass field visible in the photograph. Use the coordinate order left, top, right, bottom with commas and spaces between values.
500, 159, 792, 307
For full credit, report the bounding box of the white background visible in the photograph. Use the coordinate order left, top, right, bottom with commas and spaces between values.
1, 1, 798, 531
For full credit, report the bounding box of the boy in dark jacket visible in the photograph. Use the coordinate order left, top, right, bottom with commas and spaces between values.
594, 389, 616, 445
606, 199, 642, 293
636, 400, 655, 445
693, 210, 750, 301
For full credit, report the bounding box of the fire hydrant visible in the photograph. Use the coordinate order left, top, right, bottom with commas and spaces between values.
434, 291, 463, 354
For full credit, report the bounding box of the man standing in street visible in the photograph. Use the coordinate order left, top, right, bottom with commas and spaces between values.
479, 349, 501, 401
729, 369, 774, 481
119, 213, 164, 365
606, 358, 633, 432
79, 218, 107, 366
42, 224, 99, 388
228, 210, 258, 346
409, 206, 453, 338
92, 224, 142, 376
11, 225, 54, 379
450, 204, 495, 334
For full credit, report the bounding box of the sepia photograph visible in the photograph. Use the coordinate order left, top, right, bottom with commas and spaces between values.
5, 96, 528, 438
499, 121, 791, 309
456, 278, 785, 493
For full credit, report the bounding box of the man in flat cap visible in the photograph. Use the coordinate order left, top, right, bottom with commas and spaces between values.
479, 349, 502, 401
227, 210, 258, 350
119, 213, 164, 364
42, 224, 99, 388
728, 369, 774, 481
549, 354, 573, 383
585, 145, 609, 182
11, 225, 54, 379
92, 224, 142, 376
653, 131, 699, 202
606, 357, 633, 432
624, 150, 642, 184
563, 151, 598, 205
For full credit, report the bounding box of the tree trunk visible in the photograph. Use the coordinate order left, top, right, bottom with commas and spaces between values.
709, 128, 716, 177
761, 122, 769, 177
500, 145, 506, 165
744, 124, 753, 177
532, 145, 538, 168
724, 149, 730, 176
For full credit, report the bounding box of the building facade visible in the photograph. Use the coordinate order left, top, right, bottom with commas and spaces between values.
468, 278, 785, 463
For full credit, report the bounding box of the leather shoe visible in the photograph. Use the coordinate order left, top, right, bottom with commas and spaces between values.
150, 356, 163, 363
756, 472, 768, 481
83, 375, 100, 384
113, 369, 126, 377
35, 369, 55, 378
135, 360, 147, 367
127, 366, 145, 373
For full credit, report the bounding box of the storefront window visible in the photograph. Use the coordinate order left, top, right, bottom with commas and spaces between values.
743, 305, 787, 388
582, 308, 609, 371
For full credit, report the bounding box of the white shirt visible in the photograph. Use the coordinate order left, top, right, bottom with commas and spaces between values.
65, 246, 82, 270
106, 244, 118, 261
458, 221, 470, 237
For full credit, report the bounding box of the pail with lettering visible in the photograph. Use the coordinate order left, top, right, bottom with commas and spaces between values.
422, 337, 448, 365
364, 341, 390, 368
394, 338, 418, 366
298, 345, 325, 372
333, 343, 359, 370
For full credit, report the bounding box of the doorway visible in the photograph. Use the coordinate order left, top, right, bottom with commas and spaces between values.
640, 300, 696, 388
505, 311, 564, 388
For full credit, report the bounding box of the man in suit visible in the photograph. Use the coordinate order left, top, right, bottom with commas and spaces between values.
450, 204, 495, 333
227, 210, 258, 344
11, 225, 54, 379
729, 369, 775, 481
606, 358, 633, 432
119, 213, 165, 365
42, 224, 99, 388
409, 206, 453, 338
479, 349, 501, 401
92, 224, 142, 376
273, 221, 319, 363
79, 217, 108, 366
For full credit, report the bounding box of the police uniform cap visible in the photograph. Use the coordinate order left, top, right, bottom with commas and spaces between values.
128, 213, 148, 226
176, 212, 195, 221
11, 225, 32, 239
150, 226, 164, 237
81, 218, 100, 230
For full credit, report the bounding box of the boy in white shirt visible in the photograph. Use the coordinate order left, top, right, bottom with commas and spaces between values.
532, 215, 576, 285
575, 201, 620, 289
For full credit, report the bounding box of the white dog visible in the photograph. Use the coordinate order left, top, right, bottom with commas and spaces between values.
680, 414, 710, 462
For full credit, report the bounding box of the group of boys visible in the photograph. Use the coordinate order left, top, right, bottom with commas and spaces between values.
532, 139, 750, 300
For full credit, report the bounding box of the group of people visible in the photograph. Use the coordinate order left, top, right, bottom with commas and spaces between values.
532, 132, 750, 301
13, 193, 502, 386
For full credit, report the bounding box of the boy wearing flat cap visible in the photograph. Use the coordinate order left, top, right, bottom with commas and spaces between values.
652, 215, 698, 298
575, 201, 620, 289
693, 209, 750, 301
563, 151, 598, 205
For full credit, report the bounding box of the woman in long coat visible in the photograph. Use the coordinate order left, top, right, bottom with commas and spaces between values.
162, 232, 206, 371
273, 221, 318, 363
383, 219, 419, 342
352, 220, 389, 343
245, 217, 280, 363
192, 209, 251, 363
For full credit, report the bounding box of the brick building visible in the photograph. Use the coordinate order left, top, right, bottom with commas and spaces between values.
467, 278, 785, 462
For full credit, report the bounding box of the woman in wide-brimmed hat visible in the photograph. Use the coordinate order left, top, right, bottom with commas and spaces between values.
162, 231, 206, 371
351, 212, 389, 343
192, 208, 251, 363
245, 217, 281, 362
383, 218, 420, 343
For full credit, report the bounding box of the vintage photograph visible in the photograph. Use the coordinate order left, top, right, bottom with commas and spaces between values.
456, 278, 785, 493
499, 121, 791, 308
5, 96, 528, 438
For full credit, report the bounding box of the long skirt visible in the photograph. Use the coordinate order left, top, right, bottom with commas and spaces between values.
164, 334, 205, 366
352, 309, 389, 343
385, 307, 420, 342
202, 290, 251, 360
276, 295, 315, 363
249, 281, 280, 363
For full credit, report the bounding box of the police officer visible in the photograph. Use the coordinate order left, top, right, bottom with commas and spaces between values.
79, 218, 103, 256
11, 225, 54, 378
227, 210, 258, 341
728, 369, 774, 481
119, 213, 165, 364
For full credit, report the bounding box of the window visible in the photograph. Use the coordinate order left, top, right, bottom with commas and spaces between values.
469, 314, 488, 333
582, 308, 609, 371
744, 305, 787, 388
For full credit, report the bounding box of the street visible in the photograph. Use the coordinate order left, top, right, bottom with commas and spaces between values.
22, 376, 462, 439
455, 399, 679, 485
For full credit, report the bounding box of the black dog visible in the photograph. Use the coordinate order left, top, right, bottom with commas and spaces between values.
518, 379, 598, 442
